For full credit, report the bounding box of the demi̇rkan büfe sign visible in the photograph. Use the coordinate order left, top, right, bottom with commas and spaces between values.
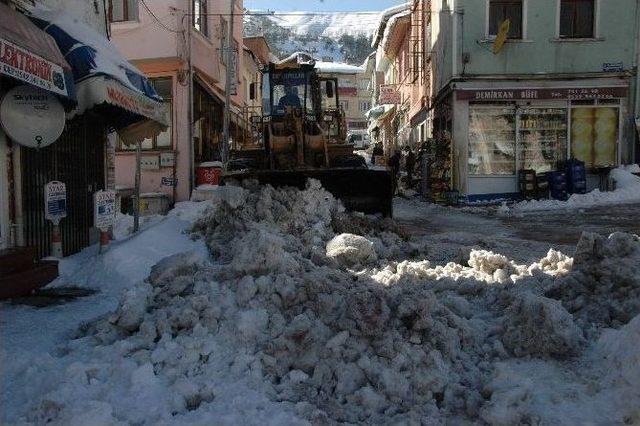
456, 86, 628, 101
0, 37, 70, 98
94, 190, 116, 231
44, 181, 67, 223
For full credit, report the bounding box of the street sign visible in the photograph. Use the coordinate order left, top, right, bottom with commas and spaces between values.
161, 177, 177, 187
94, 190, 116, 231
44, 181, 67, 224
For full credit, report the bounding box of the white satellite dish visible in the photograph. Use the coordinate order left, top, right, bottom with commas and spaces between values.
0, 85, 66, 149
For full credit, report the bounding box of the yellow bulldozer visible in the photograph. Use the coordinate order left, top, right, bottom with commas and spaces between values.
225, 53, 393, 216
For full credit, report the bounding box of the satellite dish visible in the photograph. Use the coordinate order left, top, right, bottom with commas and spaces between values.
0, 85, 66, 149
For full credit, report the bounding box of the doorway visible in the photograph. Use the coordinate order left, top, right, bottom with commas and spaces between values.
0, 129, 9, 250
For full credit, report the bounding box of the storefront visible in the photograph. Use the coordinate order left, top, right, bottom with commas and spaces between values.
449, 80, 629, 201
3, 4, 168, 258
0, 2, 76, 251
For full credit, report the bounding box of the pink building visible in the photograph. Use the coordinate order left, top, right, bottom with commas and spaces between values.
110, 0, 244, 203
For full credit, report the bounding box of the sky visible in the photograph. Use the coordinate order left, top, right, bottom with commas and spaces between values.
244, 0, 406, 12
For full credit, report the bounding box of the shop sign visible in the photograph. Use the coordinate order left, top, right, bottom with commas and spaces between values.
0, 85, 65, 149
602, 62, 624, 72
105, 82, 168, 125
380, 85, 401, 105
44, 181, 67, 224
0, 37, 69, 97
94, 190, 116, 231
339, 87, 358, 97
457, 87, 627, 101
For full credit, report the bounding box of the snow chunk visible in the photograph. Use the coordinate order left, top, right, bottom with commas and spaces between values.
502, 292, 584, 358
326, 233, 377, 267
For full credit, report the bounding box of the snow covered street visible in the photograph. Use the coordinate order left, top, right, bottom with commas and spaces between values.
2, 182, 640, 425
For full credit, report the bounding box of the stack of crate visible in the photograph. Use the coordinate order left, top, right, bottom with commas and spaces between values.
518, 169, 537, 199
565, 159, 587, 194
547, 171, 568, 200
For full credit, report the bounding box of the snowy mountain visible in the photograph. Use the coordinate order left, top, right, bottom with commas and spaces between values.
244, 11, 382, 65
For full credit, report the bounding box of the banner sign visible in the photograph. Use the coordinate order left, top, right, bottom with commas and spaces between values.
0, 37, 70, 98
456, 87, 628, 101
44, 181, 67, 224
379, 85, 401, 105
94, 190, 116, 231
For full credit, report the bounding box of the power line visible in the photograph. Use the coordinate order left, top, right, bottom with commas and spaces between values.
140, 0, 183, 33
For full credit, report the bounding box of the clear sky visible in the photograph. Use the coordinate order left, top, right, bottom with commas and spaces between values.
244, 0, 406, 12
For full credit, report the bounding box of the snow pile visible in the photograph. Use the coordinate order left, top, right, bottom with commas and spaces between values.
500, 167, 640, 214
12, 181, 640, 425
545, 232, 640, 330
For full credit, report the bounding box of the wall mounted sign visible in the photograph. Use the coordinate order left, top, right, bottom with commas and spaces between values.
456, 87, 628, 101
0, 85, 65, 148
379, 85, 401, 105
0, 37, 70, 97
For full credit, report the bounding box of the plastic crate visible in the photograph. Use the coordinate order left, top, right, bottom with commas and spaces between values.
570, 179, 587, 194
550, 190, 568, 201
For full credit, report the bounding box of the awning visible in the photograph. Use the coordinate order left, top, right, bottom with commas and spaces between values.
410, 106, 429, 127
27, 5, 168, 140
0, 3, 75, 102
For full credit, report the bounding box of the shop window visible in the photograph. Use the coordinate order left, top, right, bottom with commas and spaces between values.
193, 0, 208, 37
109, 0, 138, 22
518, 108, 568, 173
571, 107, 618, 169
560, 0, 595, 38
488, 0, 523, 39
119, 78, 173, 151
469, 107, 516, 175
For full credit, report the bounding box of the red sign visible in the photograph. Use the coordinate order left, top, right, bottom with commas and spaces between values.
0, 37, 69, 97
338, 87, 357, 97
379, 85, 401, 105
456, 87, 627, 101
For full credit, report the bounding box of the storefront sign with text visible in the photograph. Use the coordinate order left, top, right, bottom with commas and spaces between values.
457, 87, 628, 101
0, 37, 69, 97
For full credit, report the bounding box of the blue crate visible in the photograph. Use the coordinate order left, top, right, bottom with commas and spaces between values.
550, 190, 568, 201
547, 171, 567, 185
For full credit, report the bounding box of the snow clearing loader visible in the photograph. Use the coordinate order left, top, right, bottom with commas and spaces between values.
224, 53, 394, 216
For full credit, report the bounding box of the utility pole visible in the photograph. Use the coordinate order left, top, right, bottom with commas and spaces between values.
222, 0, 236, 167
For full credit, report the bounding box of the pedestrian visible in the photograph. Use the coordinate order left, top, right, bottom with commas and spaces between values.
389, 150, 401, 194
405, 149, 416, 186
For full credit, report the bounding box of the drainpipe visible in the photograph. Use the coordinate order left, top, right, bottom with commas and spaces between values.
633, 0, 640, 163
186, 11, 195, 191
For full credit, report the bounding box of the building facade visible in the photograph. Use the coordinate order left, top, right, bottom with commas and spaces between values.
110, 0, 244, 203
428, 0, 640, 201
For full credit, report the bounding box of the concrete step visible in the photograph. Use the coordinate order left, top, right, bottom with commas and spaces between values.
0, 260, 59, 300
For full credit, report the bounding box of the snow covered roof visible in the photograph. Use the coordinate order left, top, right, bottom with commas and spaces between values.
276, 51, 316, 67
372, 4, 410, 49
375, 9, 411, 73
315, 61, 364, 75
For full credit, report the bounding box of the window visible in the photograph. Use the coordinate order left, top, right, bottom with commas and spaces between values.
220, 18, 228, 63
109, 0, 138, 22
358, 79, 370, 90
193, 0, 208, 36
489, 0, 523, 39
560, 0, 595, 38
119, 78, 173, 151
340, 100, 349, 112
468, 107, 516, 175
571, 107, 618, 168
360, 101, 371, 112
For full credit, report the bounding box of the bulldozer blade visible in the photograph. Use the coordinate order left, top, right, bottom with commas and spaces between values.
223, 168, 394, 217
